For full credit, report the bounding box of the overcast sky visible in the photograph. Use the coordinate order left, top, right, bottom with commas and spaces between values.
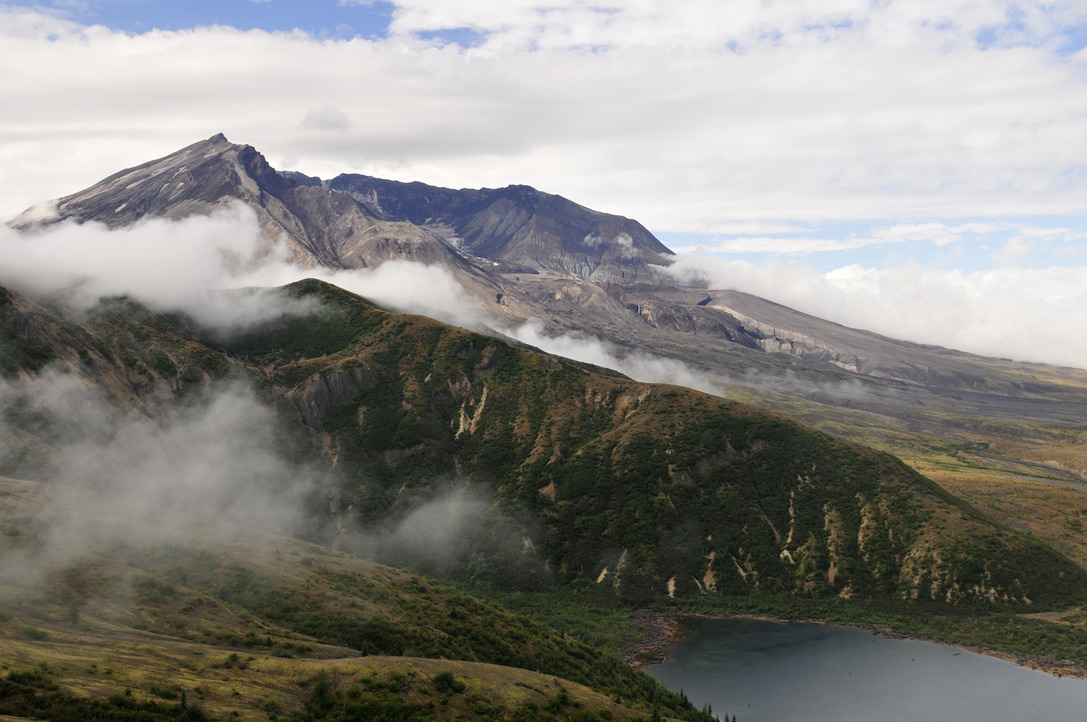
2, 0, 1086, 368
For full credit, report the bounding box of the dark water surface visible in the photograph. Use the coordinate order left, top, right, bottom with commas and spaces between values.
643, 617, 1087, 722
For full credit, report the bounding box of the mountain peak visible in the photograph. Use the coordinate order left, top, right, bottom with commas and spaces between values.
43, 133, 282, 231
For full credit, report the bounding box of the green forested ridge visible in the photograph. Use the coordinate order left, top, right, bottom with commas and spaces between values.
209, 280, 1087, 609
3, 278, 1087, 719
3, 278, 1085, 610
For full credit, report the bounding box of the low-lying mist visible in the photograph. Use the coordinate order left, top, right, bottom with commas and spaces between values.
0, 368, 545, 598
338, 482, 549, 588
0, 369, 340, 606
0, 371, 330, 530
0, 203, 321, 332
2, 204, 726, 397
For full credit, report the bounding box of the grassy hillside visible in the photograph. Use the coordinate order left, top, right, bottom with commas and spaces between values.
0, 477, 712, 721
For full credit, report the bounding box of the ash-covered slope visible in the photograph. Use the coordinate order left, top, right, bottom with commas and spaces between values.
31, 134, 501, 298
327, 174, 672, 282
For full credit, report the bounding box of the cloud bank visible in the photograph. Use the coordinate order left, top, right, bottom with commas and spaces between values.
667, 253, 1087, 369
4, 203, 1086, 374
0, 370, 328, 535
0, 203, 325, 333
2, 3, 1087, 232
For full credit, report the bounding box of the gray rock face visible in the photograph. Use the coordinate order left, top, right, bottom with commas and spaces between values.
287, 365, 377, 426
36, 135, 487, 282
42, 134, 672, 287
327, 175, 673, 282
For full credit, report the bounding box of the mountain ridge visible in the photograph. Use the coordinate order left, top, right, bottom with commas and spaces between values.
325, 173, 673, 282
3, 277, 1083, 611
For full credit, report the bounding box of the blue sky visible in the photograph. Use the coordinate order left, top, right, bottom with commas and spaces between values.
2, 0, 1087, 367
13, 0, 1087, 51
14, 0, 396, 38
3, 0, 486, 44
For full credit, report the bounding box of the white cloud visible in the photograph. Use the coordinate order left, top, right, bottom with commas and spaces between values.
0, 202, 324, 332
675, 237, 868, 255
301, 105, 353, 131
2, 4, 1087, 232
2, 2, 1086, 373
992, 225, 1087, 266
0, 203, 257, 299
666, 253, 1087, 368
0, 372, 330, 569
505, 319, 721, 395
874, 223, 964, 246
382, 0, 1086, 52
672, 222, 992, 255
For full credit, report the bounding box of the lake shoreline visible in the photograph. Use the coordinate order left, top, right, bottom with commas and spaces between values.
624, 610, 1087, 679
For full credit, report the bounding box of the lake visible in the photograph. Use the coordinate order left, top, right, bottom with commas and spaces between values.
643, 617, 1087, 722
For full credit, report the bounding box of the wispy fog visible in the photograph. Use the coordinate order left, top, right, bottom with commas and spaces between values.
0, 370, 327, 535
0, 202, 319, 332
731, 368, 873, 405
241, 257, 487, 333
336, 481, 548, 588
0, 368, 336, 596
504, 319, 722, 395
345, 484, 485, 570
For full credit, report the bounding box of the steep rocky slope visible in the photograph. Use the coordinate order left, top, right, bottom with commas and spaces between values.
28, 134, 502, 303
327, 174, 672, 282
